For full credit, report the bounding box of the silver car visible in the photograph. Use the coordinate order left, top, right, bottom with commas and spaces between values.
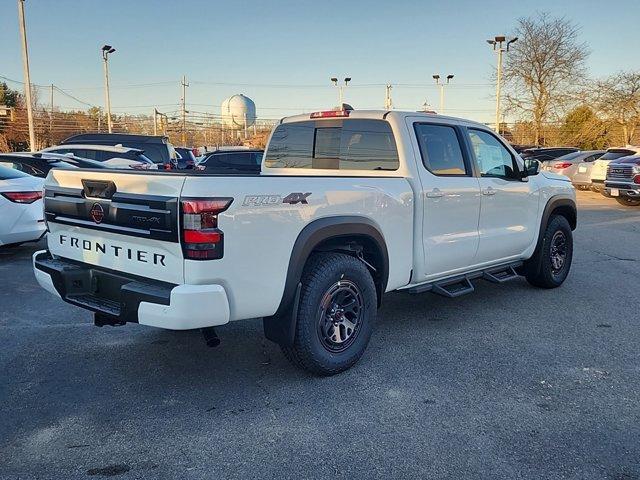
541, 150, 605, 188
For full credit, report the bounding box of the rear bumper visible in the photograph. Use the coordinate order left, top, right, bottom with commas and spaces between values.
33, 250, 230, 330
0, 224, 46, 247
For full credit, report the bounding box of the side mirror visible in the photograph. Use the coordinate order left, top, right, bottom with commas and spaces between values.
521, 158, 540, 179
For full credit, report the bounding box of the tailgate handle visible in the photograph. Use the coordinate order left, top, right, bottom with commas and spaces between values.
82, 180, 116, 199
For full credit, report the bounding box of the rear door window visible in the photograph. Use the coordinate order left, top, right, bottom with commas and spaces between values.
414, 124, 468, 176
265, 119, 399, 171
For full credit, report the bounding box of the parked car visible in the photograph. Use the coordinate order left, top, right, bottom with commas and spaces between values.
174, 147, 197, 170
604, 154, 640, 206
541, 150, 605, 186
196, 148, 264, 173
41, 144, 157, 170
589, 147, 640, 193
520, 147, 579, 162
60, 133, 177, 169
511, 144, 538, 154
0, 165, 45, 247
0, 153, 107, 178
33, 109, 576, 375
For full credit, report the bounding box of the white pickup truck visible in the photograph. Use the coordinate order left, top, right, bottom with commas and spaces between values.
33, 109, 577, 375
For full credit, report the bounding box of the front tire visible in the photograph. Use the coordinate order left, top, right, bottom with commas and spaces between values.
523, 215, 573, 289
615, 197, 640, 207
281, 253, 377, 376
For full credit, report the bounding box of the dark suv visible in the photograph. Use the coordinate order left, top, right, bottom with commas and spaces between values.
61, 133, 176, 168
196, 149, 264, 173
520, 147, 579, 162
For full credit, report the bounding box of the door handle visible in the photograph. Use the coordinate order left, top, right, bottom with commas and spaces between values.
481, 187, 496, 196
426, 188, 445, 198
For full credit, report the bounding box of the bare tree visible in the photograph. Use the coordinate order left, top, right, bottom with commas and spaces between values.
589, 71, 640, 145
503, 12, 589, 144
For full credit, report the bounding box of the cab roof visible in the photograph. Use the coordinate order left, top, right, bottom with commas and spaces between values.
280, 109, 489, 129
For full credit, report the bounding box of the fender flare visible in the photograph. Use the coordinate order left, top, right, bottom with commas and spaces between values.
536, 196, 577, 247
263, 216, 389, 346
524, 195, 577, 275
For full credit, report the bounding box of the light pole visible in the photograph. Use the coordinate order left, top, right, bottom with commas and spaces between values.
17, 0, 36, 151
331, 77, 351, 107
487, 35, 517, 134
180, 75, 189, 146
101, 44, 116, 133
432, 74, 454, 114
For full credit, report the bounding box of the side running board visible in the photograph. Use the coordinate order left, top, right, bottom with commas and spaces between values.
432, 277, 474, 298
483, 265, 519, 284
405, 262, 522, 298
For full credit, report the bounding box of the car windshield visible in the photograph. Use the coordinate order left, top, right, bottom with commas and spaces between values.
134, 152, 155, 164
0, 164, 30, 180
555, 152, 583, 162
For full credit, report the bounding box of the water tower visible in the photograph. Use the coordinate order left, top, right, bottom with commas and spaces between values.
221, 94, 256, 130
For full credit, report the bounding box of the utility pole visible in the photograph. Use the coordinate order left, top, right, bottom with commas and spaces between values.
101, 45, 116, 133
17, 0, 36, 151
181, 75, 189, 146
49, 84, 54, 144
432, 74, 454, 114
384, 84, 393, 110
487, 35, 517, 134
153, 108, 158, 136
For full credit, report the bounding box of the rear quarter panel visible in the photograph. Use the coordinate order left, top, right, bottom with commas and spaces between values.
182, 175, 414, 321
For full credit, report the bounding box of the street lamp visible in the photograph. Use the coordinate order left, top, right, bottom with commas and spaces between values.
331, 76, 351, 107
101, 44, 116, 133
487, 35, 517, 134
432, 73, 454, 113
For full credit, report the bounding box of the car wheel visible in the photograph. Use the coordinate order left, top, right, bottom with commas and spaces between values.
281, 253, 377, 376
615, 197, 640, 207
523, 215, 573, 289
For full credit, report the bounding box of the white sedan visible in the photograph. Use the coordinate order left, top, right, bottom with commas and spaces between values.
0, 165, 46, 247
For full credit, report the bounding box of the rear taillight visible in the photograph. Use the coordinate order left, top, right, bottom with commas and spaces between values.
1, 191, 43, 204
634, 175, 640, 185
181, 198, 233, 260
553, 162, 572, 169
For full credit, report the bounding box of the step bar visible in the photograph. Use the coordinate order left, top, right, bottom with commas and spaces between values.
405, 262, 522, 298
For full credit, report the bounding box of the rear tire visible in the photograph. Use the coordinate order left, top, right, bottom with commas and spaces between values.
281, 253, 377, 376
523, 215, 573, 289
615, 197, 640, 207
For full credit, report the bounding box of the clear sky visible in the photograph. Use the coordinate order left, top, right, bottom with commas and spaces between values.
1, 0, 638, 123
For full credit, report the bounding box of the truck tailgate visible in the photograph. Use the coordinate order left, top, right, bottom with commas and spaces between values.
43, 169, 186, 284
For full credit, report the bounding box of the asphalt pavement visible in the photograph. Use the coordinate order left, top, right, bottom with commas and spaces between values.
1, 191, 639, 479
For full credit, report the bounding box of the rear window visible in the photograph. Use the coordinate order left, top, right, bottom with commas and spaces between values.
265, 119, 399, 171
205, 152, 263, 168
0, 164, 29, 180
600, 150, 635, 160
